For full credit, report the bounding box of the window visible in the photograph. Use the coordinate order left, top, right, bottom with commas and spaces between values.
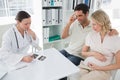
0, 0, 6, 17
0, 0, 33, 17
101, 0, 120, 35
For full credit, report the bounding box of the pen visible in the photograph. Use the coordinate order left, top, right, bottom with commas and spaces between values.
15, 65, 28, 70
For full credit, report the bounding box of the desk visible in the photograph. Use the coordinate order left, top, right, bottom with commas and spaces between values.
2, 48, 80, 80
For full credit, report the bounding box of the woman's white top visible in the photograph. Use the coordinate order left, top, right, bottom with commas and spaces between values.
84, 31, 120, 66
0, 25, 39, 66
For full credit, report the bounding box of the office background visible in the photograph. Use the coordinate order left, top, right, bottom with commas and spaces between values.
0, 0, 120, 80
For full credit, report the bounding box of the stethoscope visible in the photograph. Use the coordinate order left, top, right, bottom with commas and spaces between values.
13, 28, 32, 49
13, 28, 19, 49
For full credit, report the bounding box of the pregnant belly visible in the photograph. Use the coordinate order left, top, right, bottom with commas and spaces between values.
83, 56, 111, 66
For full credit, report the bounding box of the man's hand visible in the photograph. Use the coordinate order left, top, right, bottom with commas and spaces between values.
68, 13, 77, 24
93, 51, 107, 62
108, 29, 119, 36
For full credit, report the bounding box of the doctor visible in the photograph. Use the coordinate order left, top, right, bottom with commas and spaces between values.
0, 11, 39, 66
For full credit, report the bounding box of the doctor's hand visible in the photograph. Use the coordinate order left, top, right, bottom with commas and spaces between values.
27, 29, 36, 40
21, 55, 34, 63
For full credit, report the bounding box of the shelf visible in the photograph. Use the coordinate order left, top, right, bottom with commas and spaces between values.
43, 6, 62, 9
43, 39, 63, 44
43, 24, 62, 27
42, 0, 63, 50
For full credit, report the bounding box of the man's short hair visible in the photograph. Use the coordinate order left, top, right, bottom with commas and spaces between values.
74, 3, 89, 14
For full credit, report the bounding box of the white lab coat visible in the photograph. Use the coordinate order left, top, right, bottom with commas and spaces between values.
0, 25, 39, 66
0, 60, 8, 79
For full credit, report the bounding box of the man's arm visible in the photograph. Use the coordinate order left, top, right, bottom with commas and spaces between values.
82, 45, 106, 61
61, 14, 76, 39
61, 22, 72, 39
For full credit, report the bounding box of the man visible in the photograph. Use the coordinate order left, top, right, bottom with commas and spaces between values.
60, 3, 91, 80
60, 3, 91, 66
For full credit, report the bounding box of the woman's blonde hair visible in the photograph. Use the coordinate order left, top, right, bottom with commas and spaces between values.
91, 9, 111, 34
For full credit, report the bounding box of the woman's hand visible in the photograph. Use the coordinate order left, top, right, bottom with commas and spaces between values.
88, 62, 101, 70
21, 55, 34, 63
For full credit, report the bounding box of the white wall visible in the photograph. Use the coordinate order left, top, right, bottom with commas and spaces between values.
32, 0, 43, 49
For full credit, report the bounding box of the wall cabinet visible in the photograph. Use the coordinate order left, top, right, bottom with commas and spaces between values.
42, 0, 64, 50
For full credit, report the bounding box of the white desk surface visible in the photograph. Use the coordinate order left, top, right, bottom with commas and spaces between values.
2, 48, 80, 80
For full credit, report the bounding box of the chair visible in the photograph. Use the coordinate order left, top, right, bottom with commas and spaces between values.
109, 70, 117, 80
114, 69, 120, 80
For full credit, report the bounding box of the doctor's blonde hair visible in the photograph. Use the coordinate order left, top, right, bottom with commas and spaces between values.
91, 10, 111, 34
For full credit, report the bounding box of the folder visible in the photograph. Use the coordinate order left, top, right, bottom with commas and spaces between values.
83, 0, 89, 6
46, 9, 52, 25
43, 28, 49, 43
52, 9, 56, 25
43, 27, 49, 43
77, 0, 84, 4
51, 0, 54, 6
58, 9, 62, 24
59, 0, 63, 6
42, 0, 47, 6
54, 0, 57, 6
46, 27, 49, 42
93, 0, 102, 10
43, 28, 46, 43
55, 0, 63, 6
83, 0, 91, 8
64, 0, 68, 10
55, 0, 59, 6
69, 0, 73, 10
42, 9, 46, 26
47, 0, 51, 6
90, 0, 94, 9
55, 9, 59, 24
